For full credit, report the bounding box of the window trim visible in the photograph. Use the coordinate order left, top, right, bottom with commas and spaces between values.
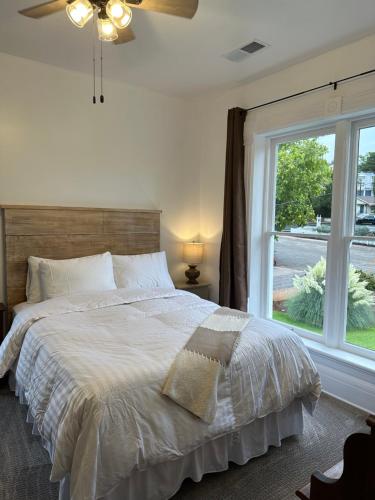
257, 115, 375, 362
343, 117, 375, 360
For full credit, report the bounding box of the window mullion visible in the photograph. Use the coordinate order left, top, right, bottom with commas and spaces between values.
247, 135, 270, 317
324, 120, 351, 348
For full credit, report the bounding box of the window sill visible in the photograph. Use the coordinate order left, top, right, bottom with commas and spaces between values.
302, 337, 375, 375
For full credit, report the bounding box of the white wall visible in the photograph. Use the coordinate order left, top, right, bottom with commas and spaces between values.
0, 52, 200, 302
187, 33, 375, 303
1, 33, 375, 305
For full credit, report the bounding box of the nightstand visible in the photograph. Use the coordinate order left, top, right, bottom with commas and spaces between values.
175, 282, 211, 300
0, 303, 7, 343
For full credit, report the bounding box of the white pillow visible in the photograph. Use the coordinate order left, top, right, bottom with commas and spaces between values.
38, 252, 117, 301
113, 251, 175, 290
26, 256, 49, 303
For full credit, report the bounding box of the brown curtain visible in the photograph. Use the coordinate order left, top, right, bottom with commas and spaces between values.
219, 107, 248, 311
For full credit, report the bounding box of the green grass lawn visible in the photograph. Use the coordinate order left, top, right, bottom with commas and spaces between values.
273, 311, 375, 351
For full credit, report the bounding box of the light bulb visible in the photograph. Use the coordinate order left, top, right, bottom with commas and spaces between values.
109, 4, 123, 18
97, 17, 118, 42
106, 0, 132, 29
66, 0, 93, 28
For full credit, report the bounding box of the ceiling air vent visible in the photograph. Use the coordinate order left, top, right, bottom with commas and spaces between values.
241, 41, 266, 54
224, 40, 268, 62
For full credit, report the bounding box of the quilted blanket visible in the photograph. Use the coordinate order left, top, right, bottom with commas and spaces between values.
0, 288, 321, 500
163, 306, 250, 422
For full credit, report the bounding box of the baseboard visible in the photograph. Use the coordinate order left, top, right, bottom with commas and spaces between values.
309, 349, 375, 414
321, 389, 372, 415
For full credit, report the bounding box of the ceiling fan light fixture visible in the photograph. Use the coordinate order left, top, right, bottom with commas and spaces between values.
106, 0, 132, 29
97, 17, 119, 42
66, 0, 94, 28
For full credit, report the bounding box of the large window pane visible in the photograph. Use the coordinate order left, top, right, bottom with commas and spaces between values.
348, 124, 375, 352
345, 241, 375, 352
272, 235, 327, 335
275, 134, 335, 235
354, 126, 375, 232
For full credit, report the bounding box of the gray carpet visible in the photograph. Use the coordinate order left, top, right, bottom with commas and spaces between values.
0, 387, 368, 500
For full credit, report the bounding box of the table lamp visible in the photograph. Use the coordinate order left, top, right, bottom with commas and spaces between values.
183, 242, 204, 284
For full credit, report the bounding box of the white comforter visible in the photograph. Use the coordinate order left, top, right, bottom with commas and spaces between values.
0, 288, 321, 500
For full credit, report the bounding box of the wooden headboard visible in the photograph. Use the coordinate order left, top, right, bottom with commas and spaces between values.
0, 205, 161, 315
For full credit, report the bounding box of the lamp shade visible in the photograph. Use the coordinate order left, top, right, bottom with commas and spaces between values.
183, 242, 204, 265
106, 0, 132, 29
97, 17, 118, 42
66, 0, 93, 28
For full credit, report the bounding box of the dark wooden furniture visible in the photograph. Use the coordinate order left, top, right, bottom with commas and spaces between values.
296, 414, 375, 500
0, 303, 7, 343
175, 282, 210, 300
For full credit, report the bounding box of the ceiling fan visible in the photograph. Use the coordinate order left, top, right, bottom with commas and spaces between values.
19, 0, 199, 44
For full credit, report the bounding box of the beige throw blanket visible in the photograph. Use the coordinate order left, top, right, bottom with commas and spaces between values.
162, 307, 250, 423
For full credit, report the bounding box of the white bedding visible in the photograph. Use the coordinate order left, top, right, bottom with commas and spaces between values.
0, 289, 321, 500
12, 302, 33, 315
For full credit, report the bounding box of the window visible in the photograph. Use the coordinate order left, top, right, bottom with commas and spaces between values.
259, 118, 375, 360
273, 236, 327, 335
345, 123, 375, 353
271, 131, 335, 338
346, 242, 375, 351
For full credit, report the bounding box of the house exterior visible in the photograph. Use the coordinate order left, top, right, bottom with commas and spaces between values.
357, 172, 375, 214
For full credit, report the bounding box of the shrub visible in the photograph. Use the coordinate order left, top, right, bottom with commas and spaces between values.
287, 257, 375, 329
357, 270, 375, 292
316, 225, 330, 234
354, 226, 372, 236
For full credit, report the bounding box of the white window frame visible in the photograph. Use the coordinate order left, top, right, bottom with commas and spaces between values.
257, 115, 375, 361
343, 117, 375, 359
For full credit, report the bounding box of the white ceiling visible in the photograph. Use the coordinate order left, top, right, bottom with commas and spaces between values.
2, 1, 375, 96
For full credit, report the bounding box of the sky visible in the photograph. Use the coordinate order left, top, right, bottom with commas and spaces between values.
317, 126, 375, 164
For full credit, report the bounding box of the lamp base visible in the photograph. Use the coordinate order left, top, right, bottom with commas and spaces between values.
185, 265, 200, 285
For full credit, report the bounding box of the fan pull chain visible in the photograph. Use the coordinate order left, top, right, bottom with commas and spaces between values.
92, 13, 96, 104
100, 39, 104, 104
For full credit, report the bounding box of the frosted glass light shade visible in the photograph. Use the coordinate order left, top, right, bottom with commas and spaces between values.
106, 0, 132, 29
183, 242, 204, 265
97, 17, 118, 42
66, 0, 93, 28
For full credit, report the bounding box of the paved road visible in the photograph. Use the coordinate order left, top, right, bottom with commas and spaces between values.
275, 236, 375, 274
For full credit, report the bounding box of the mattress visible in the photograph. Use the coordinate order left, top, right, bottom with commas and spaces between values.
0, 288, 320, 500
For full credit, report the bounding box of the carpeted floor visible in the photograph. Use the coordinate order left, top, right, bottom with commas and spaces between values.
0, 387, 368, 500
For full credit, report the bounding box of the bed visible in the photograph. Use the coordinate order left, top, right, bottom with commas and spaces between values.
0, 205, 321, 500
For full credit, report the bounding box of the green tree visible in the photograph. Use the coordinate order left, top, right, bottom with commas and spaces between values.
312, 174, 333, 218
358, 152, 375, 173
275, 139, 332, 231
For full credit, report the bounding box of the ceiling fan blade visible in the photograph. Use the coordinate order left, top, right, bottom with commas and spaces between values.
19, 0, 68, 19
127, 0, 198, 19
113, 26, 136, 45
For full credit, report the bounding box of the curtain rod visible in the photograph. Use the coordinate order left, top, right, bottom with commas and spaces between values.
245, 68, 375, 113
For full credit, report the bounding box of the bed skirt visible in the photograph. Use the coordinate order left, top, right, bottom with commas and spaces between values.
9, 373, 303, 500
58, 399, 304, 500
